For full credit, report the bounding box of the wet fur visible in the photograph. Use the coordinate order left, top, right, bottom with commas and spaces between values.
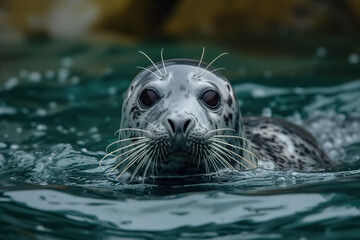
243, 116, 332, 170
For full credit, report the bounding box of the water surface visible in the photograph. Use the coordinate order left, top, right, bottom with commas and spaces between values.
1, 41, 360, 239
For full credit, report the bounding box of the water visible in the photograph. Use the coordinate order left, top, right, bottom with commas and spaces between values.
1, 41, 360, 239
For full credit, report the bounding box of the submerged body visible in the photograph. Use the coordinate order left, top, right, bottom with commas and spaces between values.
103, 52, 331, 181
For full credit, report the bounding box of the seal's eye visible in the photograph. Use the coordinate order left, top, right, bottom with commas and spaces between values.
140, 89, 158, 108
201, 90, 220, 109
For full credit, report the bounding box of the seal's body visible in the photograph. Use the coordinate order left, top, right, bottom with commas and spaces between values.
243, 116, 331, 171
106, 53, 331, 181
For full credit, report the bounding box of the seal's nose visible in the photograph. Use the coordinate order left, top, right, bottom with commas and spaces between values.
166, 117, 193, 136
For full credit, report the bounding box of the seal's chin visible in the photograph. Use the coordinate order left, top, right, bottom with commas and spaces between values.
166, 152, 192, 165
170, 152, 191, 158
160, 151, 201, 176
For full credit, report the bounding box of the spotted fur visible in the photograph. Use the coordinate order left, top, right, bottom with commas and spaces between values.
243, 116, 331, 170
116, 57, 331, 179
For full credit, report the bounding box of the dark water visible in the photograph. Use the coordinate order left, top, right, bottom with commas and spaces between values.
1, 41, 360, 239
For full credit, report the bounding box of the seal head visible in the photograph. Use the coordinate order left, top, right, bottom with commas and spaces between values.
117, 58, 257, 180
104, 52, 332, 182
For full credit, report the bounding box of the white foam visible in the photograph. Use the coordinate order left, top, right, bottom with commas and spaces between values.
28, 72, 42, 82
4, 77, 19, 90
348, 53, 359, 64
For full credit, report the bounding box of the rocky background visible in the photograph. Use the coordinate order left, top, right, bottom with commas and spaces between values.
1, 0, 360, 87
1, 0, 360, 44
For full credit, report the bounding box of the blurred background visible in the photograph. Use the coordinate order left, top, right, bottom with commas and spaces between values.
1, 0, 360, 86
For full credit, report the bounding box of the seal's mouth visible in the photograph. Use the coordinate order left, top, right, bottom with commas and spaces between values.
170, 152, 190, 157
166, 151, 192, 163
160, 151, 201, 176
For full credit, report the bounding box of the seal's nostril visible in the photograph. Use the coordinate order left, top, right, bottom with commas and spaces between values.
168, 119, 175, 133
183, 119, 191, 134
167, 117, 193, 135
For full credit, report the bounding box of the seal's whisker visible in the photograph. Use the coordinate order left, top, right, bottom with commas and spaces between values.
199, 52, 228, 77
151, 154, 155, 179
206, 128, 236, 135
196, 149, 201, 171
209, 151, 227, 181
118, 148, 151, 181
143, 120, 156, 128
127, 152, 147, 180
204, 154, 210, 176
195, 46, 205, 76
209, 148, 231, 170
206, 150, 220, 173
205, 155, 216, 180
115, 154, 144, 182
138, 51, 164, 77
209, 148, 235, 170
136, 66, 162, 79
114, 128, 151, 136
130, 149, 150, 180
107, 146, 147, 178
163, 142, 170, 157
160, 48, 168, 76
210, 67, 226, 73
158, 142, 166, 170
210, 138, 259, 162
142, 150, 155, 181
210, 143, 249, 170
188, 143, 195, 155
151, 147, 157, 178
160, 151, 166, 170
195, 144, 202, 171
130, 148, 152, 181
110, 141, 148, 161
135, 145, 156, 181
196, 144, 210, 176
105, 136, 147, 153
166, 142, 171, 157
194, 143, 199, 163
100, 139, 149, 166
201, 68, 226, 78
107, 144, 148, 176
212, 134, 252, 145
202, 149, 210, 169
211, 141, 256, 169
211, 144, 248, 170
206, 155, 216, 174
154, 148, 160, 176
212, 153, 223, 172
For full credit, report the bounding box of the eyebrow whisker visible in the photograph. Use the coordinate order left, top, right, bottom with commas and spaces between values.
160, 48, 168, 76
138, 51, 164, 77
136, 66, 162, 79
199, 52, 228, 77
195, 46, 205, 76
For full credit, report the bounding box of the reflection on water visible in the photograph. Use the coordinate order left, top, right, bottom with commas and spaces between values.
0, 42, 360, 239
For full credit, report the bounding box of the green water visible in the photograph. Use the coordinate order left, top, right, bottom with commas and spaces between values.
1, 40, 360, 239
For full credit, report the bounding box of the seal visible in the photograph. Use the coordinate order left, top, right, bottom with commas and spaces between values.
100, 48, 332, 181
